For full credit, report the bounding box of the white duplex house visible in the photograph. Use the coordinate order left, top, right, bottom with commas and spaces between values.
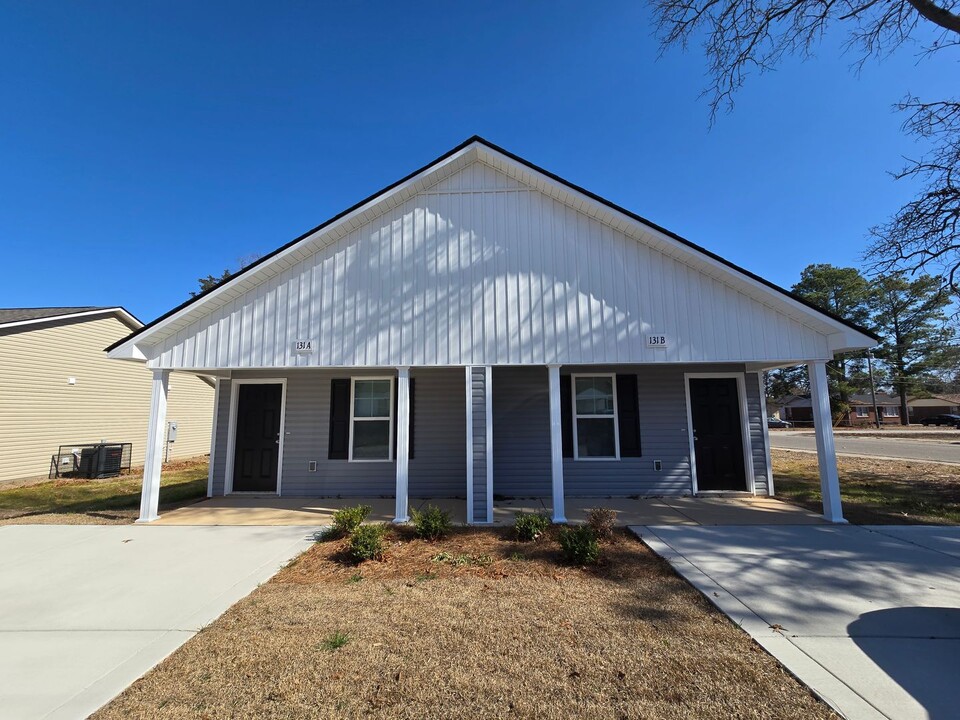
107, 137, 877, 524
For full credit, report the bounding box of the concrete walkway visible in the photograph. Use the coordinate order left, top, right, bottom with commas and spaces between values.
0, 524, 316, 720
634, 524, 960, 720
154, 495, 825, 526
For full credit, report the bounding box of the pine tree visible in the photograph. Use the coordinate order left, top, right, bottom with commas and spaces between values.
792, 264, 874, 421
871, 274, 953, 424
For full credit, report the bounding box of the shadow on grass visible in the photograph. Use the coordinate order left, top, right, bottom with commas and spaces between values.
774, 459, 960, 525
0, 476, 207, 521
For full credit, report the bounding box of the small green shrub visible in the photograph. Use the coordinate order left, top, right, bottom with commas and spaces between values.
349, 523, 388, 562
514, 511, 550, 541
411, 504, 452, 540
320, 632, 350, 651
331, 504, 372, 537
558, 526, 601, 565
587, 507, 618, 540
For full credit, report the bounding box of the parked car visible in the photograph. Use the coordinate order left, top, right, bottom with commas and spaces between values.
919, 414, 960, 427
767, 417, 792, 428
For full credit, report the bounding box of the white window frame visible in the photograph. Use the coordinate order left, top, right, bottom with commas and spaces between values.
571, 373, 620, 461
883, 405, 900, 418
855, 406, 869, 418
348, 376, 395, 463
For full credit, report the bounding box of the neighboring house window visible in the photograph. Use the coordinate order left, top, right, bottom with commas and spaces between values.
350, 378, 394, 461
883, 406, 899, 417
572, 375, 619, 459
856, 407, 869, 418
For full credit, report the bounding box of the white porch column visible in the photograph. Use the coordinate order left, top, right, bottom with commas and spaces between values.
137, 369, 169, 523
548, 364, 566, 523
394, 367, 411, 523
808, 361, 846, 523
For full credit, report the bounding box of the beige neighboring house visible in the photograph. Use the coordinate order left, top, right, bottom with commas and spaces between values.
0, 307, 214, 484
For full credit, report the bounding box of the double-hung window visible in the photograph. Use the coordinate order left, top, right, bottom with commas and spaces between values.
855, 406, 869, 418
572, 375, 619, 459
883, 406, 899, 418
350, 378, 394, 461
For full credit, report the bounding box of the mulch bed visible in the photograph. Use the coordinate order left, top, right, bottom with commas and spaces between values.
95, 527, 835, 720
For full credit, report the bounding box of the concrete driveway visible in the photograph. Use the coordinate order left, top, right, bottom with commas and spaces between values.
634, 524, 960, 720
0, 524, 317, 719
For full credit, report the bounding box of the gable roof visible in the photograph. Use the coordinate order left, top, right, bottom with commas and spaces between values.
107, 136, 880, 355
1, 306, 141, 331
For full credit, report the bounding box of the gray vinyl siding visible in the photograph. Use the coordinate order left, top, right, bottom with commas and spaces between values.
212, 368, 466, 497
745, 372, 770, 495
562, 365, 693, 496
491, 364, 771, 498
492, 367, 551, 497
211, 379, 231, 495
211, 363, 770, 499
470, 366, 488, 522
408, 368, 466, 497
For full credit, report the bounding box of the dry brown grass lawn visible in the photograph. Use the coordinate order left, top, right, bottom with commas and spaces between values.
96, 527, 834, 720
773, 449, 960, 524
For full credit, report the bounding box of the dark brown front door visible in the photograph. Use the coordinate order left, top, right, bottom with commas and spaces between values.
689, 378, 747, 491
233, 383, 282, 492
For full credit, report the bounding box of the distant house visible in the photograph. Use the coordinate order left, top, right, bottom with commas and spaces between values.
779, 393, 902, 426
0, 307, 214, 484
107, 137, 876, 525
908, 395, 960, 421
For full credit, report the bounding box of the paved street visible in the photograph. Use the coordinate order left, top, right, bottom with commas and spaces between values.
770, 431, 960, 464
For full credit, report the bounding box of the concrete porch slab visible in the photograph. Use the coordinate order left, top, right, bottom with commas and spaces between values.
152, 496, 466, 526
154, 495, 824, 527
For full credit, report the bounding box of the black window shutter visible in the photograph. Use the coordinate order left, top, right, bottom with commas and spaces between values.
560, 375, 573, 458
616, 374, 642, 457
328, 379, 350, 460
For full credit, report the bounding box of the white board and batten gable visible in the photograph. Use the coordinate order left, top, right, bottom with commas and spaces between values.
108, 138, 876, 369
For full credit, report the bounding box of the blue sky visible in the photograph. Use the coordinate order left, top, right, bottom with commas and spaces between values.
1, 1, 956, 322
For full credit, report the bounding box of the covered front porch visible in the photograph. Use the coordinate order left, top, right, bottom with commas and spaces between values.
136, 360, 845, 525
150, 494, 826, 527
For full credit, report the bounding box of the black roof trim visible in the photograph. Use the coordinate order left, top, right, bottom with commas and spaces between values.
107, 135, 879, 352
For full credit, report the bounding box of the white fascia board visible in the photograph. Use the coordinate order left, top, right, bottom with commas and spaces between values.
476, 145, 876, 351
827, 331, 880, 354
0, 307, 142, 332
107, 342, 148, 361
107, 144, 481, 356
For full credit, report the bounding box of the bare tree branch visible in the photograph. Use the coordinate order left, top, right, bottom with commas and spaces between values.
866, 97, 960, 292
652, 0, 960, 292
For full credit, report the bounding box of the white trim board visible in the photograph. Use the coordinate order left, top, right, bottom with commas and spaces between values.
683, 372, 757, 496
756, 372, 775, 496
465, 366, 474, 523
484, 365, 493, 524
224, 378, 287, 496
0, 306, 142, 331
206, 378, 221, 498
